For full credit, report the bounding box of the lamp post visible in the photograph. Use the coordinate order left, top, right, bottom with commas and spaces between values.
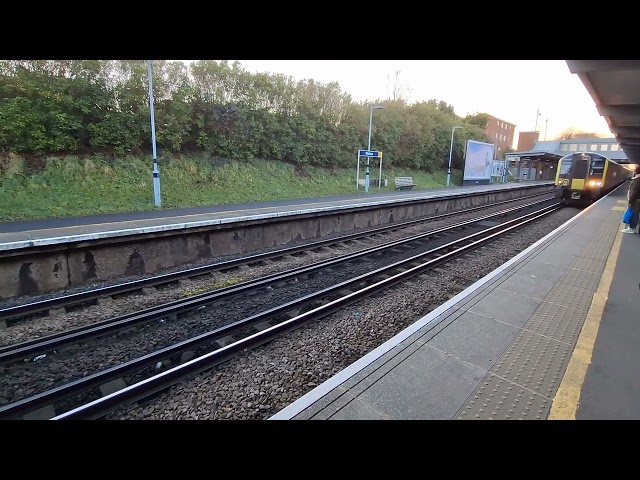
447, 126, 462, 186
366, 105, 384, 192
146, 60, 161, 208
534, 108, 541, 133
494, 121, 501, 184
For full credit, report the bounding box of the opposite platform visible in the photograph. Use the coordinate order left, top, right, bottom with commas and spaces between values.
270, 182, 638, 420
0, 181, 552, 251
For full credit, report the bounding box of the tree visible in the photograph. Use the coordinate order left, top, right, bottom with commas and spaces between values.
386, 70, 411, 103
555, 127, 602, 140
464, 112, 492, 130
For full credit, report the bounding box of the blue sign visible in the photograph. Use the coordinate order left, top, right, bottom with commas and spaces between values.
358, 150, 382, 158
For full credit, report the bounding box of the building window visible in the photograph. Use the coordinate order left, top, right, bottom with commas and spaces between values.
569, 144, 578, 151
611, 144, 619, 151
561, 144, 569, 151
590, 144, 598, 151
600, 144, 608, 151
578, 143, 587, 151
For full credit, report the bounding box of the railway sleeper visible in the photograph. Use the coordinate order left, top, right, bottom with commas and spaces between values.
23, 404, 56, 421
180, 350, 196, 363
254, 321, 274, 332
99, 377, 129, 397
219, 266, 242, 273
216, 335, 236, 347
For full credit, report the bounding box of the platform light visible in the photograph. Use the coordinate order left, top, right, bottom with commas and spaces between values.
365, 105, 384, 193
146, 60, 161, 208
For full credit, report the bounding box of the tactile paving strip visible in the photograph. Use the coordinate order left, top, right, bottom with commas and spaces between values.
524, 301, 586, 344
559, 267, 601, 290
542, 282, 596, 314
455, 373, 550, 420
489, 330, 574, 395
456, 202, 620, 420
569, 257, 605, 274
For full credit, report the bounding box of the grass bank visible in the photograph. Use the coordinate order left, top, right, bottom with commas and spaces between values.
0, 154, 464, 222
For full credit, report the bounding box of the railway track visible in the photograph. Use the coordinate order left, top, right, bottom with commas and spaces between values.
0, 192, 553, 324
0, 200, 562, 420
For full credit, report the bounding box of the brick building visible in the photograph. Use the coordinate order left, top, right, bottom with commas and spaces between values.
484, 117, 516, 159
516, 131, 540, 152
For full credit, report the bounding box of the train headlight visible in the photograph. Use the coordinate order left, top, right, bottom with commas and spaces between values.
587, 180, 602, 187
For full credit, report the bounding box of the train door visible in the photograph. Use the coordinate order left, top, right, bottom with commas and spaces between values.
569, 154, 590, 197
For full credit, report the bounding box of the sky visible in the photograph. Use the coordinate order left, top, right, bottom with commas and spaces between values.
228, 60, 612, 149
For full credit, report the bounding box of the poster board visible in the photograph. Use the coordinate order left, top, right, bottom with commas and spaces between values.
463, 140, 495, 185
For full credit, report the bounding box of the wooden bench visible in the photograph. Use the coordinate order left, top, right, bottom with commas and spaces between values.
395, 177, 417, 190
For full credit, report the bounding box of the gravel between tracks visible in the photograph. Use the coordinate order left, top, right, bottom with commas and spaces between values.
105, 205, 578, 420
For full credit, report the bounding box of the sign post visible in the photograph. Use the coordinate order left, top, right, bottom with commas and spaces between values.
356, 150, 383, 192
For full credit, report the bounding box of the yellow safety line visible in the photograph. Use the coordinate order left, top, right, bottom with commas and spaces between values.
547, 213, 623, 420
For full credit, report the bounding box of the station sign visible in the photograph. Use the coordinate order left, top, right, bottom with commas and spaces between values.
358, 150, 382, 158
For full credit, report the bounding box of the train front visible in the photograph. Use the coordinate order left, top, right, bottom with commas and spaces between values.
555, 152, 605, 204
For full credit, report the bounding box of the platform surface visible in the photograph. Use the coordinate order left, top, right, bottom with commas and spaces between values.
269, 182, 640, 420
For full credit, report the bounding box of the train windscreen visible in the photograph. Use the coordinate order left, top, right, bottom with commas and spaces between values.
590, 158, 605, 177
559, 157, 572, 176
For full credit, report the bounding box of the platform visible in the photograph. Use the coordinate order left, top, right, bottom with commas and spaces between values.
269, 182, 640, 420
0, 181, 552, 251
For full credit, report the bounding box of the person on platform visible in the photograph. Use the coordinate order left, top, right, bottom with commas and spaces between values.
621, 165, 640, 234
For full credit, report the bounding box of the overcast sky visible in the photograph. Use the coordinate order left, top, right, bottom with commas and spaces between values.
228, 60, 611, 147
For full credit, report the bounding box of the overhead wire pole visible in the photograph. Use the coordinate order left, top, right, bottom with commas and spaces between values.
366, 105, 384, 192
544, 118, 549, 141
146, 60, 161, 208
503, 121, 509, 183
494, 120, 500, 184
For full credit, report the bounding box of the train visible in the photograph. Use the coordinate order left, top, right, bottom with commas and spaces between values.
555, 151, 633, 205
